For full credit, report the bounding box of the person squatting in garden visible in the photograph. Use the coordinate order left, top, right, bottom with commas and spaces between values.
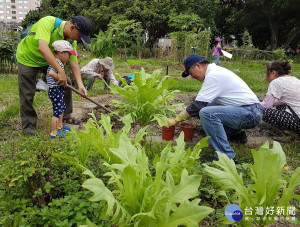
261, 60, 300, 134
212, 37, 224, 66
46, 41, 80, 139
167, 54, 263, 161
80, 57, 118, 90
16, 15, 92, 135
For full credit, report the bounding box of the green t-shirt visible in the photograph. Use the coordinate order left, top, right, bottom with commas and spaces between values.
16, 16, 78, 67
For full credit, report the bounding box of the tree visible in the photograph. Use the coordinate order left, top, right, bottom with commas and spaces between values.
216, 0, 300, 50
169, 13, 204, 58
90, 30, 118, 58
109, 19, 143, 61
21, 10, 41, 29
24, 0, 300, 53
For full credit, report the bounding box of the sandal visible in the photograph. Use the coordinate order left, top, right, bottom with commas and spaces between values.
65, 117, 81, 125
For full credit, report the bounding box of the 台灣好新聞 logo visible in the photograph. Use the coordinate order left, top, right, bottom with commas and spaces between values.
225, 204, 243, 221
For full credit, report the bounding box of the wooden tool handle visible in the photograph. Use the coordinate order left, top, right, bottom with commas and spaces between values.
66, 85, 113, 114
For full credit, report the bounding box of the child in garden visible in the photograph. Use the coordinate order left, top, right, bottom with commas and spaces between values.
46, 40, 80, 139
212, 37, 224, 65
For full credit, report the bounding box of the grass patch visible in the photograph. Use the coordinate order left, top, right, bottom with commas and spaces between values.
0, 74, 18, 105
0, 102, 19, 127
168, 77, 203, 92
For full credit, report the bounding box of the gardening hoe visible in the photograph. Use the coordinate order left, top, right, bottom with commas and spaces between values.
100, 77, 110, 89
66, 84, 114, 114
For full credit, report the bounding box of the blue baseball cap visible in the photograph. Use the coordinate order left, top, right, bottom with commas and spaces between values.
182, 54, 205, 77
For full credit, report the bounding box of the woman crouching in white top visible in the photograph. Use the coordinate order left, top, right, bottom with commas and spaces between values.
261, 60, 300, 134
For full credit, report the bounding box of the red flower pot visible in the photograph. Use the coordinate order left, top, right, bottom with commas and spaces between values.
180, 123, 196, 142
162, 126, 175, 141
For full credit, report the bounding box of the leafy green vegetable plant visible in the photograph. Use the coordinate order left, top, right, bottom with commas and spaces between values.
55, 113, 147, 166
204, 141, 300, 226
110, 68, 182, 126
80, 133, 213, 226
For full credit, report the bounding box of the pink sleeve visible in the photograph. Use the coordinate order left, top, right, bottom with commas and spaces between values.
261, 93, 285, 109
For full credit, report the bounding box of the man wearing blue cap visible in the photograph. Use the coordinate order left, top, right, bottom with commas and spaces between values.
167, 54, 263, 161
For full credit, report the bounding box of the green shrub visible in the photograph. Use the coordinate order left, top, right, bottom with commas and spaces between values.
110, 68, 182, 126
273, 48, 286, 60
0, 136, 106, 226
0, 41, 18, 74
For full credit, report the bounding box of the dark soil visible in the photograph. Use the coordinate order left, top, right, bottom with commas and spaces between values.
70, 93, 300, 147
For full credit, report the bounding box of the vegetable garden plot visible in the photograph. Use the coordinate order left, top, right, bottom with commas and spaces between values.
71, 92, 300, 146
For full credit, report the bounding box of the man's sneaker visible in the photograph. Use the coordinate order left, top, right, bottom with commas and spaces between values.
227, 131, 248, 144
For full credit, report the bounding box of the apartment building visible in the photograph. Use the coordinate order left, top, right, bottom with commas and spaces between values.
0, 0, 41, 24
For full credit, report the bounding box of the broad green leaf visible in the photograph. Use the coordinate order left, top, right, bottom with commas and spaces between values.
109, 134, 138, 166
86, 217, 98, 227
278, 167, 300, 207
249, 141, 287, 206
134, 126, 149, 147
167, 169, 201, 205
120, 166, 142, 214
83, 169, 95, 178
53, 153, 87, 171
204, 152, 252, 206
153, 114, 169, 127
158, 199, 214, 227
120, 113, 133, 134
82, 177, 129, 222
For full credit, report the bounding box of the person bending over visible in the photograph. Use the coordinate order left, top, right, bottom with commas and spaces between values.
16, 15, 91, 135
167, 55, 263, 162
80, 57, 118, 90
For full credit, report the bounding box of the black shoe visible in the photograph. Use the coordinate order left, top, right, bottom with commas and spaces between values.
227, 131, 248, 144
202, 156, 238, 164
201, 156, 218, 163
